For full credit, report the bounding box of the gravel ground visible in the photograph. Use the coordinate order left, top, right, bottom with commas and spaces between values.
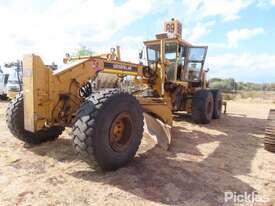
0, 100, 274, 206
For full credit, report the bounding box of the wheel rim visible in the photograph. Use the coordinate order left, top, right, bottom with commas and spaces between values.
109, 112, 133, 152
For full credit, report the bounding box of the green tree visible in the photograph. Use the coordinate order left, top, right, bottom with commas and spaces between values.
210, 78, 275, 92
210, 78, 237, 92
73, 46, 94, 57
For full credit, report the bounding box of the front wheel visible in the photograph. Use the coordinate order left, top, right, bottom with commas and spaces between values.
6, 93, 64, 144
72, 89, 144, 171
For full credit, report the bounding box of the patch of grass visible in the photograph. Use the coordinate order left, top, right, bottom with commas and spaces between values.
239, 91, 260, 99
222, 93, 236, 100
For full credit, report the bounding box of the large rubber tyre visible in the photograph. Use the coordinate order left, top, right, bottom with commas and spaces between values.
265, 112, 275, 152
191, 90, 214, 124
264, 143, 275, 153
264, 133, 275, 153
6, 93, 64, 144
72, 89, 144, 171
211, 89, 222, 119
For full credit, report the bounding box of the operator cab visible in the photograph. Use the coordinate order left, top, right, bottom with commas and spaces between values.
143, 19, 208, 86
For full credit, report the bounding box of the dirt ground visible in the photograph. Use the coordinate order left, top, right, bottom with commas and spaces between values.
0, 100, 275, 206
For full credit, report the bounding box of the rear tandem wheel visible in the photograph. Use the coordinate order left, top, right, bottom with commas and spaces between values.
211, 89, 223, 119
6, 93, 64, 144
191, 90, 214, 124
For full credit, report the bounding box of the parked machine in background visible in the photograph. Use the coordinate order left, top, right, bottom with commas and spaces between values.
6, 19, 223, 171
4, 61, 23, 99
0, 72, 9, 100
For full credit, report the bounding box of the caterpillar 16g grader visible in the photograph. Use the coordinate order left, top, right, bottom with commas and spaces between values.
6, 19, 222, 171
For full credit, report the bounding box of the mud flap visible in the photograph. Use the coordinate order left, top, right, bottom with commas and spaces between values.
143, 113, 171, 150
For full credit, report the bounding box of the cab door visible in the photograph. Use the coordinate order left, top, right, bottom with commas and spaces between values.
164, 41, 179, 82
183, 46, 208, 82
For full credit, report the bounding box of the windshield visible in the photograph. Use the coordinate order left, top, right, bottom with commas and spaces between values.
189, 47, 207, 61
165, 42, 177, 61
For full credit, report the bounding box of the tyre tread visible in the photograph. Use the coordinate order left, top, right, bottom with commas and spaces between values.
6, 93, 64, 144
72, 89, 143, 170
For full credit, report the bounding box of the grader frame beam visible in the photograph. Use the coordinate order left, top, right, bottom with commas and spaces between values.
23, 54, 172, 133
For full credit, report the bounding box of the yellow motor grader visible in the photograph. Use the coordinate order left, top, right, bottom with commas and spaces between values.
6, 19, 223, 170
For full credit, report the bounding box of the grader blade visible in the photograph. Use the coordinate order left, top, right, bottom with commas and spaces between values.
143, 113, 172, 150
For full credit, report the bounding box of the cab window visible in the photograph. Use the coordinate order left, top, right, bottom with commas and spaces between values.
177, 46, 185, 81
165, 42, 177, 81
189, 47, 206, 61
184, 47, 207, 82
165, 42, 177, 61
147, 44, 160, 64
185, 62, 202, 81
146, 44, 161, 73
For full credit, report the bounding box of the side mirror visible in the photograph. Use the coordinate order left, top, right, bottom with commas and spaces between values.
139, 50, 143, 60
205, 68, 210, 73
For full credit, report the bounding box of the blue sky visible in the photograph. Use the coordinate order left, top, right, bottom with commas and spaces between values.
0, 0, 274, 82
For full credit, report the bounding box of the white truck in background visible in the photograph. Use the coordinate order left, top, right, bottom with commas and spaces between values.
0, 72, 9, 100
5, 68, 22, 99
4, 61, 23, 99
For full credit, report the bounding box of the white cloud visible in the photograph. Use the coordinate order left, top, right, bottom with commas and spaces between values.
256, 0, 269, 7
0, 0, 262, 66
91, 36, 144, 63
182, 0, 253, 21
177, 0, 253, 42
0, 0, 159, 64
257, 0, 275, 7
0, 0, 274, 83
201, 27, 264, 49
227, 27, 264, 48
188, 21, 215, 43
207, 53, 275, 82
